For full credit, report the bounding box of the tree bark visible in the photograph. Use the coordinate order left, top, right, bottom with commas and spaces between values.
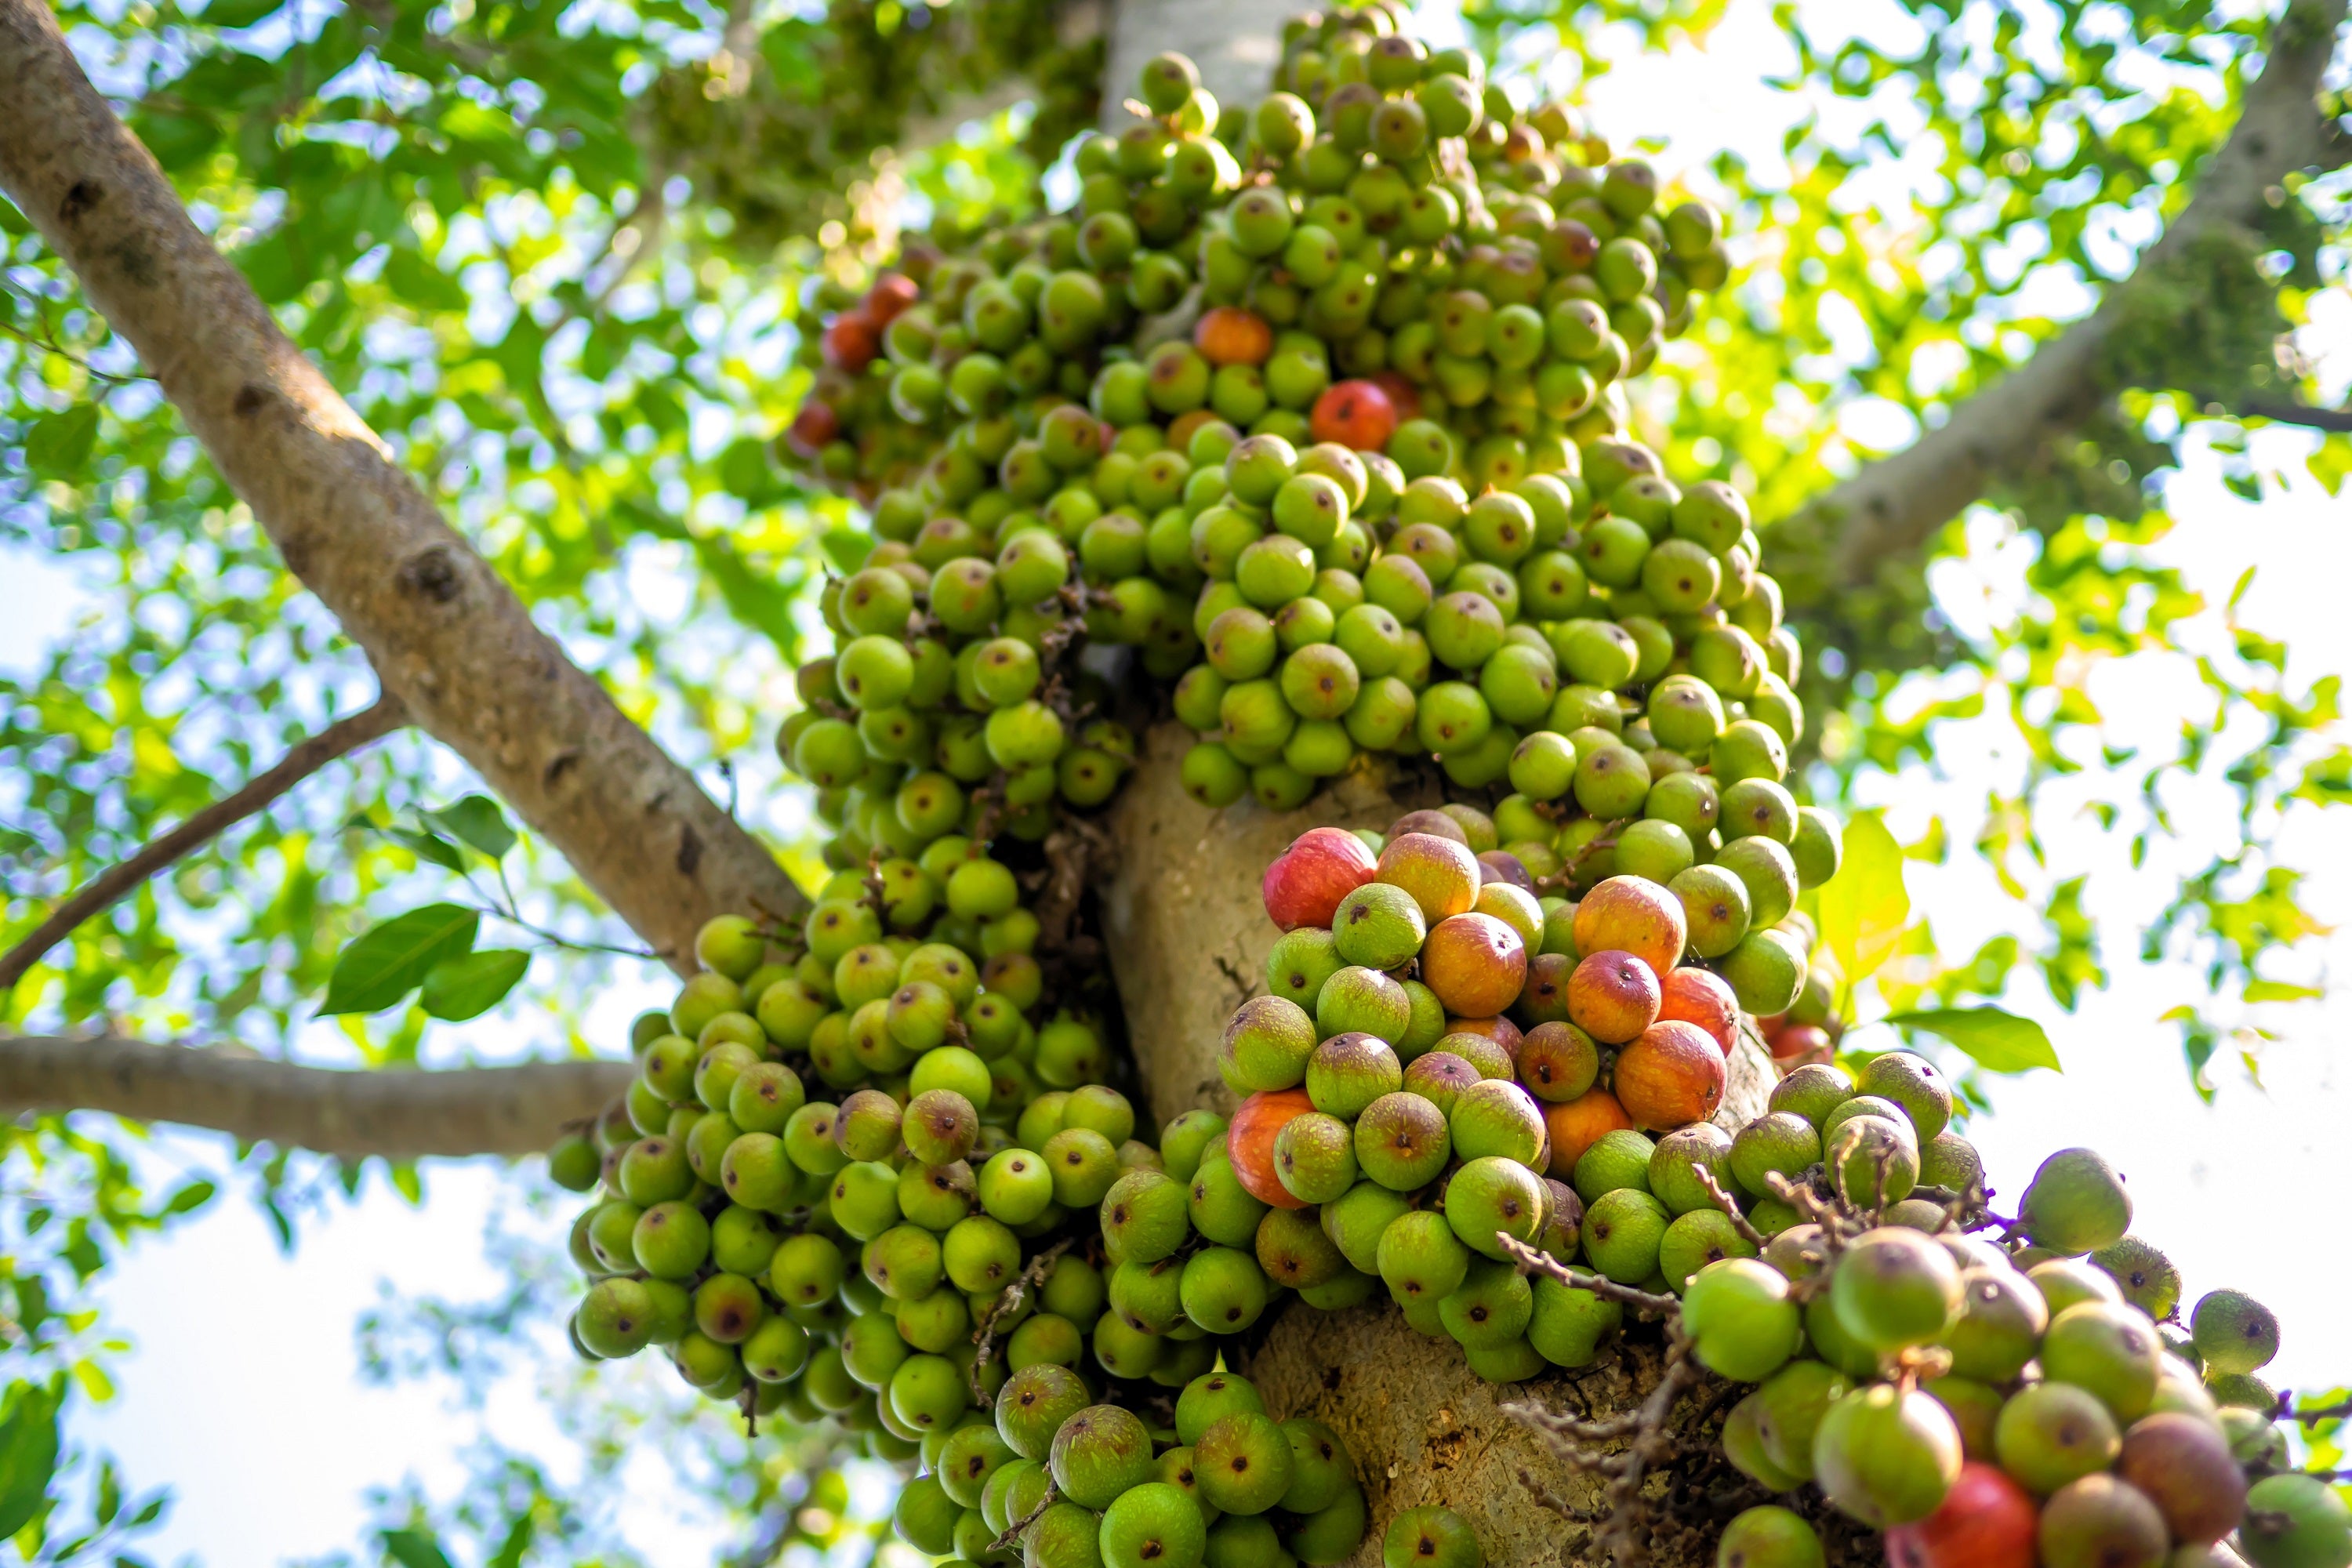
1102, 721, 1777, 1566
1099, 0, 1305, 131
0, 1035, 632, 1158
1802, 0, 2350, 593
0, 0, 804, 974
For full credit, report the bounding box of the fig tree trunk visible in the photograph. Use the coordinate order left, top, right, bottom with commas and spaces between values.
1102, 723, 1778, 1566
1082, 0, 1787, 1550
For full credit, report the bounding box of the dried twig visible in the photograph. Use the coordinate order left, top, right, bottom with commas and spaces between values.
1599, 1323, 1702, 1567
990, 1486, 1059, 1552
1501, 1320, 1705, 1568
1036, 815, 1116, 953
2288, 1396, 2352, 1425
1517, 1466, 1602, 1523
1933, 1174, 1988, 1235
968, 779, 1008, 848
969, 1237, 1073, 1406
1497, 1233, 1679, 1316
1693, 1166, 1766, 1251
1, 693, 408, 989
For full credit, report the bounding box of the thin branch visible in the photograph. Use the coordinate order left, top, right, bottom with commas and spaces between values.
0, 276, 143, 383
0, 0, 805, 969
435, 853, 659, 961
2212, 394, 2352, 434
1692, 1166, 1767, 1251
2288, 1396, 2352, 1425
1, 694, 410, 992
0, 1033, 632, 1158
1812, 0, 2351, 590
1497, 1232, 1680, 1316
969, 1237, 1073, 1406
1501, 1320, 1704, 1568
990, 1486, 1060, 1554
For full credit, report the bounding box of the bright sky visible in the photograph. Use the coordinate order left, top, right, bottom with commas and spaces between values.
5, 0, 2350, 1562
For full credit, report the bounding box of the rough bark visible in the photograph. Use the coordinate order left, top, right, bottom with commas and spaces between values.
0, 1035, 631, 1158
1102, 721, 1776, 1566
0, 693, 409, 992
1099, 0, 1305, 132
1808, 0, 2350, 590
0, 0, 804, 974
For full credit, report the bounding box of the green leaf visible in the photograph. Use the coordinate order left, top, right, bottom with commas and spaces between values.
382, 248, 467, 312
25, 405, 99, 478
488, 1511, 535, 1568
418, 948, 530, 1022
1886, 1007, 2062, 1074
0, 1381, 61, 1540
819, 526, 873, 574
426, 795, 517, 860
380, 1530, 456, 1568
389, 1160, 423, 1204
719, 436, 780, 503
160, 1180, 216, 1217
1816, 811, 1908, 993
319, 904, 478, 1015
2241, 979, 2322, 1004
388, 827, 466, 873
71, 1359, 112, 1403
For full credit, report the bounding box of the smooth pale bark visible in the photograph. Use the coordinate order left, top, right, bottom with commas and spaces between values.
0, 1036, 632, 1159
0, 0, 804, 975
1104, 722, 1775, 1566
1099, 0, 1305, 130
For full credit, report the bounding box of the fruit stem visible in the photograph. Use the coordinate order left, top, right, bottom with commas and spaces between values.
1496, 1232, 1681, 1317
1691, 1166, 1766, 1251
989, 1484, 1060, 1553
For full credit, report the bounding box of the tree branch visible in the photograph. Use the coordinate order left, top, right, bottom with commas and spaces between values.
0, 694, 410, 993
0, 0, 805, 971
1809, 0, 2350, 588
2220, 394, 2352, 434
0, 1035, 632, 1158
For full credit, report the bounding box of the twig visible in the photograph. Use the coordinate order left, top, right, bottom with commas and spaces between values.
1933, 1174, 1987, 1235
0, 275, 144, 384
441, 844, 659, 960
968, 1238, 1072, 1406
1819, 1122, 1867, 1212
1599, 1323, 1700, 1567
1501, 1321, 1704, 1568
2201, 394, 2352, 434
1516, 1466, 1602, 1523
2287, 1396, 2352, 1425
0, 693, 409, 990
968, 780, 1008, 848
990, 1486, 1058, 1552
1497, 1232, 1679, 1316
1036, 816, 1115, 953
1693, 1166, 1766, 1251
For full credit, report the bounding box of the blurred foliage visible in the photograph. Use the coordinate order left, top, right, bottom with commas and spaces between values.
1, 0, 2350, 1557
1523, 0, 2352, 1087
